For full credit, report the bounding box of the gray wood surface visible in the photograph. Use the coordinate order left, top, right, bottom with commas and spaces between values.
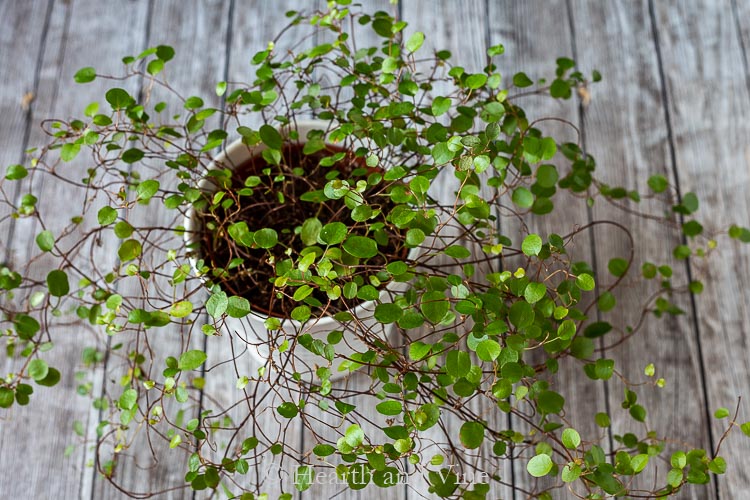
1, 1, 749, 499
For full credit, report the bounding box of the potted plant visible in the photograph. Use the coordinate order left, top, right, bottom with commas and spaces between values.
183, 118, 421, 377
2, 3, 750, 499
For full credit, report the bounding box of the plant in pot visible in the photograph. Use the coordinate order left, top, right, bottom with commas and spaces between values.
183, 118, 422, 378
2, 3, 750, 499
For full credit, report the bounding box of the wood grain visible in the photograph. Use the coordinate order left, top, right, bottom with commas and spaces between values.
486, 1, 610, 497
653, 0, 750, 497
0, 1, 151, 499
89, 1, 232, 499
569, 1, 716, 498
2, 1, 750, 499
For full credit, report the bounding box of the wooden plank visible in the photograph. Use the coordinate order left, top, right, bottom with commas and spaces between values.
87, 1, 232, 498
653, 0, 750, 497
400, 2, 518, 499
569, 1, 716, 498
196, 2, 314, 499
299, 3, 413, 500
0, 1, 151, 499
0, 0, 52, 234
486, 1, 609, 497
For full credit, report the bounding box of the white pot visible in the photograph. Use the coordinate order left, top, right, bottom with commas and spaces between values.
184, 120, 414, 380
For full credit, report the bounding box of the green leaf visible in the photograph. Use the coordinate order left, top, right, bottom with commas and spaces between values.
137, 179, 159, 201
0, 388, 14, 408
178, 350, 207, 371
683, 220, 704, 237
295, 466, 315, 492
406, 228, 425, 246
537, 390, 565, 414
536, 164, 558, 187
47, 270, 70, 297
118, 239, 142, 262
405, 31, 425, 53
509, 300, 533, 328
60, 143, 80, 162
156, 45, 175, 61
708, 457, 726, 474
146, 58, 164, 75
465, 74, 487, 89
254, 228, 278, 248
667, 468, 683, 488
608, 258, 629, 277
629, 404, 647, 422
343, 236, 378, 258
513, 72, 534, 88
226, 296, 251, 318
740, 422, 750, 437
206, 291, 228, 318
122, 148, 145, 164
729, 225, 750, 243
259, 124, 283, 150
446, 351, 471, 378
421, 290, 448, 324
74, 67, 96, 83
597, 291, 616, 312
28, 359, 49, 381
512, 187, 533, 208
459, 421, 484, 449
300, 218, 322, 246
313, 444, 335, 457
376, 401, 402, 416
345, 424, 364, 448
524, 282, 546, 304
632, 454, 649, 473
527, 454, 553, 477
5, 164, 28, 180
444, 245, 471, 259
374, 303, 402, 324
105, 88, 134, 110
36, 231, 54, 252
409, 342, 431, 361
562, 463, 581, 482
476, 339, 501, 362
170, 301, 193, 318
714, 407, 730, 419
562, 428, 581, 449
576, 273, 595, 291
431, 142, 454, 165
682, 192, 699, 213
36, 368, 60, 387
647, 174, 668, 193
431, 96, 451, 116
521, 234, 543, 256
319, 222, 347, 245
583, 321, 612, 338
119, 388, 137, 410
277, 402, 299, 418
97, 206, 117, 226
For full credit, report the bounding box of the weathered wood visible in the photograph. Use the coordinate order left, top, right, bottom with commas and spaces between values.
653, 0, 750, 497
486, 1, 611, 497
0, 1, 151, 499
88, 1, 232, 499
196, 2, 313, 499
0, 0, 52, 232
300, 3, 413, 500
400, 2, 518, 499
569, 1, 716, 498
3, 1, 750, 499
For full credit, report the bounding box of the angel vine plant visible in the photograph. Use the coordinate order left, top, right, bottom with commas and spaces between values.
2, 2, 750, 499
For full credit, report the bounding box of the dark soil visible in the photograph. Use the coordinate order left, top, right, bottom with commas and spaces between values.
198, 141, 405, 318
